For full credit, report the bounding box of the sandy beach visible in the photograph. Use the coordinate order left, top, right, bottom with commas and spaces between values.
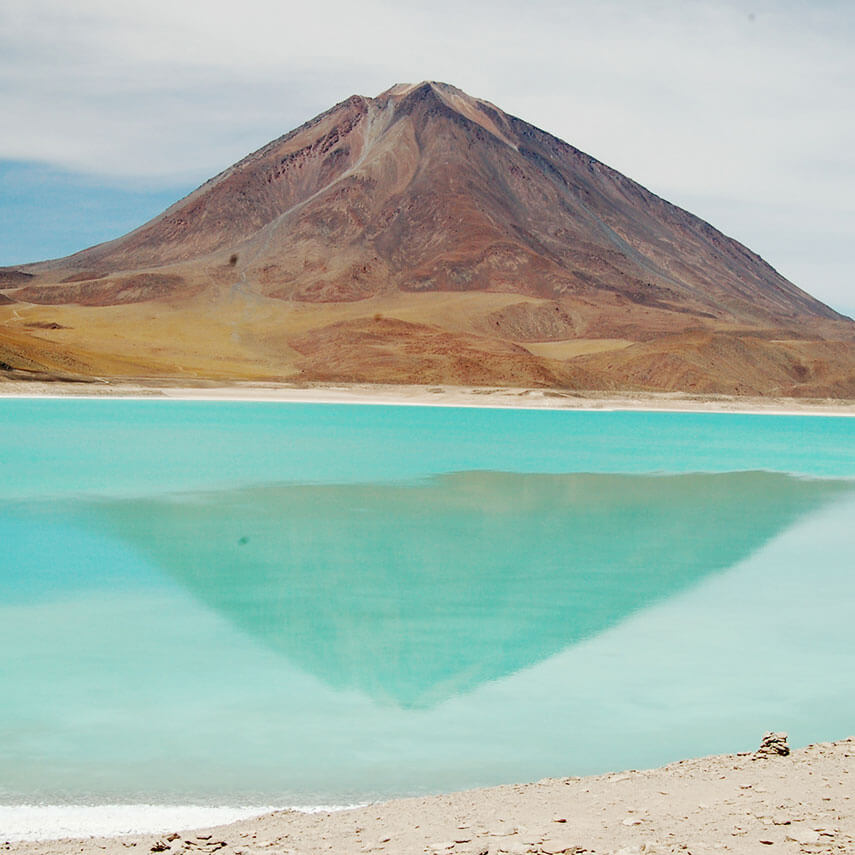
4, 737, 853, 854
2, 379, 855, 416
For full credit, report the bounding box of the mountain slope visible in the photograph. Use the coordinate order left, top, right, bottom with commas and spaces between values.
1, 82, 853, 395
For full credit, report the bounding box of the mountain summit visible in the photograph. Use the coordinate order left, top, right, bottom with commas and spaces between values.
1, 82, 854, 395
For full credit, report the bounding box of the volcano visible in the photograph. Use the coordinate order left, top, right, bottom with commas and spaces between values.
1, 81, 853, 395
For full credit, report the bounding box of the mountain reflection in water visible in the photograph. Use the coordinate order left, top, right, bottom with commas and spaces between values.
86, 471, 851, 709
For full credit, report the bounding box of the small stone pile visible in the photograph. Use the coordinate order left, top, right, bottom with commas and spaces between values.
757, 731, 790, 757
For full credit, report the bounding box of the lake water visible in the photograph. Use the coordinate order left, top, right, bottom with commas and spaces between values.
1, 400, 854, 835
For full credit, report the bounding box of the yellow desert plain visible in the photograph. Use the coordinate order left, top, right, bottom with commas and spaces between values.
3, 287, 855, 404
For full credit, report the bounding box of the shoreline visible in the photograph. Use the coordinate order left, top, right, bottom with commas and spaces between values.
5, 738, 853, 853
2, 379, 855, 416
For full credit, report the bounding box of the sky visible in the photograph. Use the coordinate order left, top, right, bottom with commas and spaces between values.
1, 0, 852, 316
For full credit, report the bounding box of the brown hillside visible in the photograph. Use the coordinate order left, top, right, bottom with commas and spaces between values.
1, 81, 853, 394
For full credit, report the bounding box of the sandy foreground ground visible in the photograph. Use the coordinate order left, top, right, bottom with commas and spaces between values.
4, 738, 853, 855
1, 379, 855, 415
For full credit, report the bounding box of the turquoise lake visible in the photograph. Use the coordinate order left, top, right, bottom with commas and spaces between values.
1, 400, 854, 808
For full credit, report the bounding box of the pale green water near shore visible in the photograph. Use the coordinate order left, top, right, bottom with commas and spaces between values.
1, 401, 854, 807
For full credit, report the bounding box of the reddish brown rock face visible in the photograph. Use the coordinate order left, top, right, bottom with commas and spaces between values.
1, 81, 853, 393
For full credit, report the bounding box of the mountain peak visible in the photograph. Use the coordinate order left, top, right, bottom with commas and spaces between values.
372, 81, 517, 151
377, 81, 463, 99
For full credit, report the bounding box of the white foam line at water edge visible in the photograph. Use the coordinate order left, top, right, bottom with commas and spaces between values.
2, 389, 855, 416
0, 804, 365, 842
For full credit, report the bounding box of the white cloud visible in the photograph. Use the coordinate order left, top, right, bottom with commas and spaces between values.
1, 0, 852, 312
